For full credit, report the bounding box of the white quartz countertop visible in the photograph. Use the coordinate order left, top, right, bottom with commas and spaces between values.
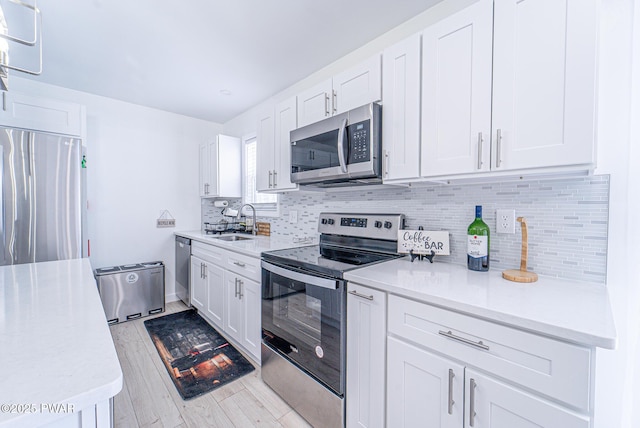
344, 259, 617, 349
175, 230, 315, 258
0, 259, 123, 428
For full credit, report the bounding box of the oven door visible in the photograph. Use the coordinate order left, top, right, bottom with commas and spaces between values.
261, 260, 346, 396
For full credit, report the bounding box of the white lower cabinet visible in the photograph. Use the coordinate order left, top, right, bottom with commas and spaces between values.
346, 286, 595, 428
387, 337, 464, 428
346, 284, 386, 428
465, 370, 589, 428
190, 241, 261, 362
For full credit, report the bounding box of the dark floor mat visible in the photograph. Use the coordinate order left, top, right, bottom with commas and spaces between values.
144, 309, 255, 400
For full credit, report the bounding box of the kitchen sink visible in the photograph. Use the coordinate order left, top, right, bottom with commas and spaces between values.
212, 235, 253, 242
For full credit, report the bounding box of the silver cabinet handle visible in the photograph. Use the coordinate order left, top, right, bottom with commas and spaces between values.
2, 92, 6, 111
324, 93, 330, 116
477, 132, 483, 170
238, 280, 244, 300
438, 330, 489, 351
268, 171, 273, 188
332, 89, 337, 114
233, 261, 246, 268
496, 128, 502, 168
348, 290, 373, 301
202, 264, 207, 279
469, 378, 477, 427
200, 263, 203, 279
448, 369, 455, 415
234, 278, 239, 298
273, 170, 277, 187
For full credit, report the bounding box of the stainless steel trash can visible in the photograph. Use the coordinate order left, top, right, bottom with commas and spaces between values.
94, 261, 165, 324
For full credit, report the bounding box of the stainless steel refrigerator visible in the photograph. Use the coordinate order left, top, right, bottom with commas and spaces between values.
0, 126, 84, 266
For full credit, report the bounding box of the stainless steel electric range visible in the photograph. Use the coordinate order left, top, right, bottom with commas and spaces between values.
260, 212, 405, 428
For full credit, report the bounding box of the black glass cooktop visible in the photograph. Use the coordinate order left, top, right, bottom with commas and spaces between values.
262, 244, 402, 279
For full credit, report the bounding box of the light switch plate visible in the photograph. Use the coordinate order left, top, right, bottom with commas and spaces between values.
289, 210, 298, 224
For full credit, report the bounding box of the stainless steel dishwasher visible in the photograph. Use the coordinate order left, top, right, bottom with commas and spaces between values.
175, 236, 191, 307
95, 261, 165, 324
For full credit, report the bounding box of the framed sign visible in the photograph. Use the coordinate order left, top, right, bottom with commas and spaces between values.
397, 230, 450, 255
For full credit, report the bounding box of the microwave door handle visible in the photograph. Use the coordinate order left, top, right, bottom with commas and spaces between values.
337, 118, 348, 173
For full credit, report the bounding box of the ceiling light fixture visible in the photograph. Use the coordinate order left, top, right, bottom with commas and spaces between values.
0, 0, 43, 91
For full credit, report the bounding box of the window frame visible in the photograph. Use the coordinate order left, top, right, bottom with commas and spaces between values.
241, 132, 280, 217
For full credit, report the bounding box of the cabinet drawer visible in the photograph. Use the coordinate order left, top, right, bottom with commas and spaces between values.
388, 295, 592, 411
225, 251, 261, 282
191, 241, 226, 265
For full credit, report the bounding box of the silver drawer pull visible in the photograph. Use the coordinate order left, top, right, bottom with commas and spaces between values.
348, 290, 374, 301
438, 330, 489, 351
233, 261, 246, 267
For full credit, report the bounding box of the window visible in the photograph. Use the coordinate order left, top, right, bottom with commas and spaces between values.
243, 133, 278, 215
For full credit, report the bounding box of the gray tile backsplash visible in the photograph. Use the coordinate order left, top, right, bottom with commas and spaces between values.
203, 175, 610, 283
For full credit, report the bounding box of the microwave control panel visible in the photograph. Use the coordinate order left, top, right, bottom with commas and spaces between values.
348, 120, 370, 163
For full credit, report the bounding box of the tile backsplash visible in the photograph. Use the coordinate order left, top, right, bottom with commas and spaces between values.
203, 175, 609, 284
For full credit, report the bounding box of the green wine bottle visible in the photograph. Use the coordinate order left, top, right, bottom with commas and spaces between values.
467, 205, 490, 271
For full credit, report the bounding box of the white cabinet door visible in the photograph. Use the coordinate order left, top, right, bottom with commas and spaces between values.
346, 285, 387, 428
387, 337, 464, 428
190, 256, 206, 311
199, 135, 241, 198
421, 0, 493, 177
0, 92, 83, 136
491, 0, 597, 171
333, 54, 382, 115
198, 144, 209, 197
464, 370, 589, 428
297, 79, 333, 127
205, 263, 224, 327
273, 97, 298, 191
206, 140, 220, 196
382, 33, 422, 181
256, 109, 275, 192
223, 271, 243, 344
240, 276, 261, 361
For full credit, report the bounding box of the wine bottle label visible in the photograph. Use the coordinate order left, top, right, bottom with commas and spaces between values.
467, 235, 488, 258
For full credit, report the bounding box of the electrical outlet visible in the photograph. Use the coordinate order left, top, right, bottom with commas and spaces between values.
289, 210, 298, 224
496, 209, 515, 234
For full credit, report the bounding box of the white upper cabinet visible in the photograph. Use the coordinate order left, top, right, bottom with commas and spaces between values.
421, 0, 493, 177
199, 134, 241, 198
416, 0, 597, 179
1, 92, 83, 137
256, 98, 298, 193
382, 33, 422, 181
297, 54, 382, 127
491, 0, 597, 171
273, 97, 298, 191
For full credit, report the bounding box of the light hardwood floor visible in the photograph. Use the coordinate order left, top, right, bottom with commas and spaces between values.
110, 301, 311, 428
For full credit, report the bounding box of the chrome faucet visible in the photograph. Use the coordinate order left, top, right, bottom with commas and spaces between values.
237, 204, 257, 235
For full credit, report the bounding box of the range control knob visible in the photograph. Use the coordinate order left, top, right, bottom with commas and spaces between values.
327, 218, 335, 225
374, 221, 382, 228
384, 221, 393, 229
321, 218, 328, 225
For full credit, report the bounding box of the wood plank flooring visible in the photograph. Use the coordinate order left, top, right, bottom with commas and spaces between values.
110, 301, 311, 428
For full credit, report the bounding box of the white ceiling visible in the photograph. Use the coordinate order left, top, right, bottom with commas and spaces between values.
3, 0, 442, 123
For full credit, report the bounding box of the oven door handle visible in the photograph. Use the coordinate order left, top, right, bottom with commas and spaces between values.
261, 261, 339, 290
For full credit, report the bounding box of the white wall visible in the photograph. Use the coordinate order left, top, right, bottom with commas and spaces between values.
594, 1, 640, 427
8, 77, 222, 301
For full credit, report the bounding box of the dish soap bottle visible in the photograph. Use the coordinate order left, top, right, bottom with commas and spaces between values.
467, 205, 490, 271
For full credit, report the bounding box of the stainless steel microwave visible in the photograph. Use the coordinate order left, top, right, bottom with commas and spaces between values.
290, 103, 381, 186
